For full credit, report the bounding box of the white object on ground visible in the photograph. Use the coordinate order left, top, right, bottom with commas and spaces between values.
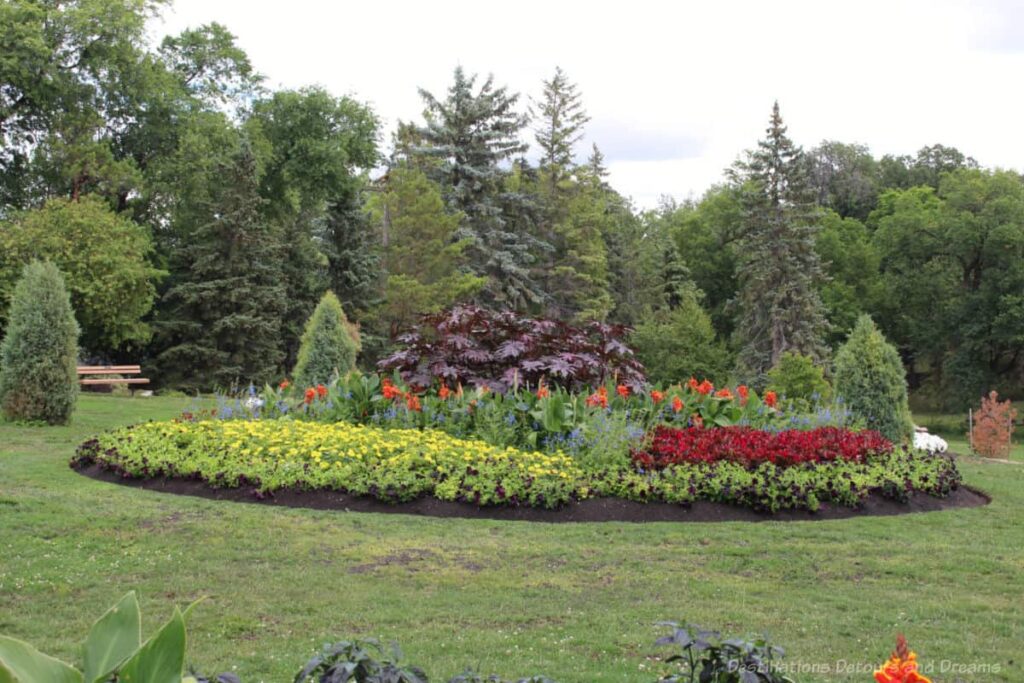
913, 430, 948, 453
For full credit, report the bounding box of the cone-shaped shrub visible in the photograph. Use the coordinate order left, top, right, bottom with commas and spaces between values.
293, 291, 359, 387
833, 315, 912, 443
0, 261, 79, 424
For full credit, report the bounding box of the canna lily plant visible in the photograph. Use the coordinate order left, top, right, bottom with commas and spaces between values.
0, 592, 219, 683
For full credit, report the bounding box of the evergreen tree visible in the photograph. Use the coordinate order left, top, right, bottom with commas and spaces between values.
587, 143, 609, 183
531, 67, 590, 195
292, 290, 359, 387
0, 261, 79, 424
322, 184, 383, 320
729, 102, 828, 384
154, 140, 286, 391
413, 67, 546, 309
833, 315, 913, 442
368, 167, 486, 338
661, 242, 696, 310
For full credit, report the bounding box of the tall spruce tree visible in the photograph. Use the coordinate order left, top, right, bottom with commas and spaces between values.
532, 67, 590, 195
154, 139, 286, 390
413, 67, 546, 309
729, 102, 828, 384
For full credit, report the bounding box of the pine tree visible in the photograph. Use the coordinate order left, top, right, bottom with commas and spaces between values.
730, 102, 828, 384
0, 261, 79, 424
587, 143, 609, 183
662, 242, 696, 310
322, 184, 383, 320
413, 67, 546, 309
154, 139, 286, 391
293, 290, 359, 387
532, 67, 590, 195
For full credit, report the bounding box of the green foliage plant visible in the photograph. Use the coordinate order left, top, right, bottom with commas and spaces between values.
0, 591, 201, 683
766, 351, 831, 404
292, 291, 360, 387
0, 261, 79, 424
833, 315, 913, 443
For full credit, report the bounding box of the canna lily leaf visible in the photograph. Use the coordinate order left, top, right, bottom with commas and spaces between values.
83, 592, 141, 683
116, 608, 186, 683
0, 636, 82, 683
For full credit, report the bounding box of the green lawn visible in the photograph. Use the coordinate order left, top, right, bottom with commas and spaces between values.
1, 396, 1022, 682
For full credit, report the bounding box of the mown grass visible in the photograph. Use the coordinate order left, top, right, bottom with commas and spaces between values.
1, 395, 1022, 682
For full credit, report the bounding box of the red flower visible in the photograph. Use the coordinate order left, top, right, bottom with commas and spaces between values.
279, 379, 290, 390
651, 390, 665, 405
316, 384, 328, 399
672, 396, 684, 413
688, 377, 700, 391
764, 390, 778, 408
303, 388, 315, 404
630, 425, 893, 470
406, 393, 422, 412
616, 384, 630, 398
439, 384, 451, 400
737, 385, 749, 405
714, 388, 733, 400
697, 379, 714, 395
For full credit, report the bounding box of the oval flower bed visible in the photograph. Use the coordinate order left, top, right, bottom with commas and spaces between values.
74, 421, 963, 514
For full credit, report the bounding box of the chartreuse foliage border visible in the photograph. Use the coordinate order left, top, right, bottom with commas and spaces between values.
1, 395, 1021, 682
75, 418, 960, 513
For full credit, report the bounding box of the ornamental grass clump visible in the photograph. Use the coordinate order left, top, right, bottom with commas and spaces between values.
833, 315, 913, 443
0, 261, 79, 424
293, 290, 360, 387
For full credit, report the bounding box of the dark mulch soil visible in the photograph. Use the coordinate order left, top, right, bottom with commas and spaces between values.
74, 463, 990, 523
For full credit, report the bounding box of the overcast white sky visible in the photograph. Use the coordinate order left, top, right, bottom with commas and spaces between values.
153, 0, 1024, 208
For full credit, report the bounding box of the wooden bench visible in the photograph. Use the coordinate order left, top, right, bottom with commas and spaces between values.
77, 365, 150, 394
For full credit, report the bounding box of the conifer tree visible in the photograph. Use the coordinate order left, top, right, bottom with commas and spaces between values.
730, 102, 828, 383
833, 315, 913, 443
154, 139, 286, 390
532, 67, 590, 195
414, 67, 546, 309
662, 242, 696, 310
293, 290, 359, 387
368, 167, 486, 337
0, 261, 79, 424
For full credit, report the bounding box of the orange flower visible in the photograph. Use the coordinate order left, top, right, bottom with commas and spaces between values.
737, 385, 749, 405
874, 635, 931, 683
697, 379, 714, 395
303, 388, 315, 404
382, 378, 403, 401
651, 390, 665, 405
586, 386, 609, 409
439, 384, 451, 400
316, 384, 328, 399
616, 384, 630, 398
405, 393, 422, 412
672, 396, 683, 413
536, 381, 550, 399
688, 377, 700, 391
714, 388, 733, 400
764, 390, 778, 408
279, 379, 290, 390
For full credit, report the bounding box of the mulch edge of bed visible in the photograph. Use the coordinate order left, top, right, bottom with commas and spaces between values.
72, 462, 990, 524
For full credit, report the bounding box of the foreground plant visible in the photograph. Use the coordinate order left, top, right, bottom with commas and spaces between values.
0, 591, 222, 683
655, 621, 795, 683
